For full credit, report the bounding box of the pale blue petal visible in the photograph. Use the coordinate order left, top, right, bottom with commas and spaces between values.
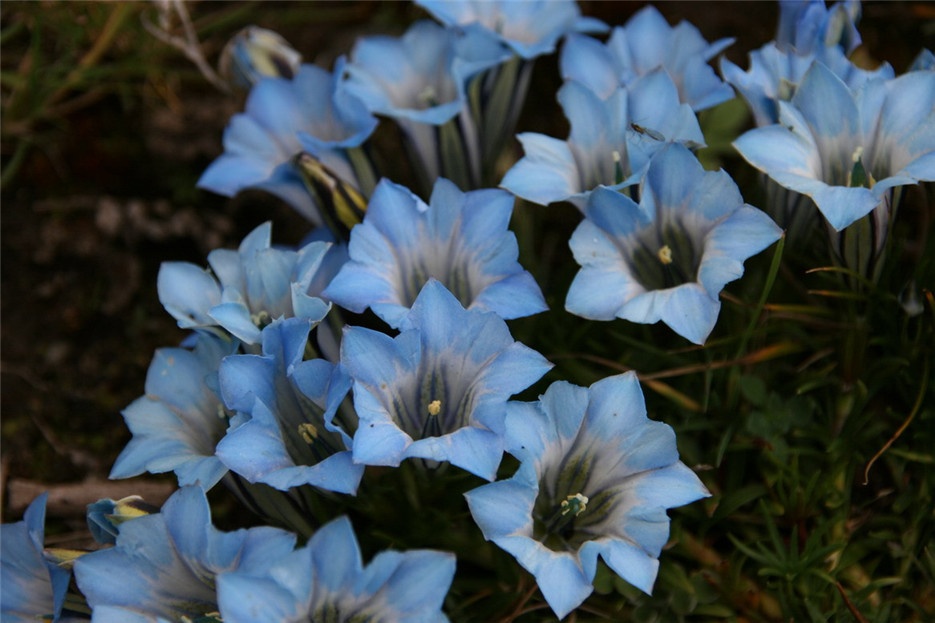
501, 133, 580, 205
793, 61, 860, 139
350, 385, 412, 466
733, 123, 821, 188
324, 253, 398, 313
619, 285, 720, 345
264, 451, 363, 494
501, 401, 555, 461
308, 516, 364, 592
158, 262, 222, 329
634, 462, 711, 513
473, 272, 548, 318
700, 206, 782, 296
579, 538, 659, 594
216, 397, 294, 482
810, 183, 879, 231
406, 426, 503, 480
366, 550, 455, 621
474, 338, 553, 398
219, 354, 277, 412
506, 542, 592, 619
534, 381, 590, 443
560, 33, 618, 99
218, 575, 301, 623
896, 151, 935, 184
585, 372, 647, 435
464, 478, 536, 540
208, 302, 262, 344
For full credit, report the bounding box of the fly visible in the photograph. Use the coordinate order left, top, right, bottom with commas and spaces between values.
630, 123, 665, 141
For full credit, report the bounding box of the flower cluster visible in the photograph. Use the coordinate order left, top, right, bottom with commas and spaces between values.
724, 0, 934, 278
4, 1, 932, 621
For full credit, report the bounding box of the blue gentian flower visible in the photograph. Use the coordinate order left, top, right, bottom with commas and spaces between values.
198, 60, 377, 223
344, 20, 490, 126
415, 0, 606, 60
110, 333, 235, 490
339, 279, 552, 481
721, 0, 884, 128
721, 41, 893, 127
775, 0, 861, 55
217, 515, 455, 623
86, 496, 158, 546
910, 48, 935, 72
219, 25, 303, 88
561, 5, 734, 111
1, 494, 71, 623
566, 144, 782, 344
465, 373, 709, 619
74, 486, 297, 623
413, 1, 604, 188
158, 221, 334, 346
733, 62, 935, 232
215, 317, 364, 494
501, 73, 703, 211
324, 178, 546, 328
343, 20, 508, 188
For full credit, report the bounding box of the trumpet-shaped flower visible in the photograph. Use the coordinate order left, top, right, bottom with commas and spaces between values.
198, 60, 377, 223
416, 0, 606, 60
217, 515, 456, 623
733, 62, 935, 232
343, 20, 506, 126
343, 20, 508, 187
501, 73, 703, 211
561, 6, 734, 111
721, 40, 893, 127
110, 333, 235, 490
215, 317, 364, 494
1, 494, 71, 623
721, 0, 882, 128
340, 280, 552, 480
158, 221, 334, 346
324, 178, 546, 328
775, 0, 861, 55
465, 373, 709, 619
218, 25, 303, 89
74, 486, 297, 623
566, 144, 782, 344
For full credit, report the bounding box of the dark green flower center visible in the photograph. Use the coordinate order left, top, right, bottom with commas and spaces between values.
310, 603, 378, 623
628, 221, 701, 290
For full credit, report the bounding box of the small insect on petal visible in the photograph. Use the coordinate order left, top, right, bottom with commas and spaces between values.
631, 123, 665, 141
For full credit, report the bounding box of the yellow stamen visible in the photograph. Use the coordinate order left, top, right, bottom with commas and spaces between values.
298, 423, 318, 443
657, 245, 673, 265
427, 399, 442, 416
